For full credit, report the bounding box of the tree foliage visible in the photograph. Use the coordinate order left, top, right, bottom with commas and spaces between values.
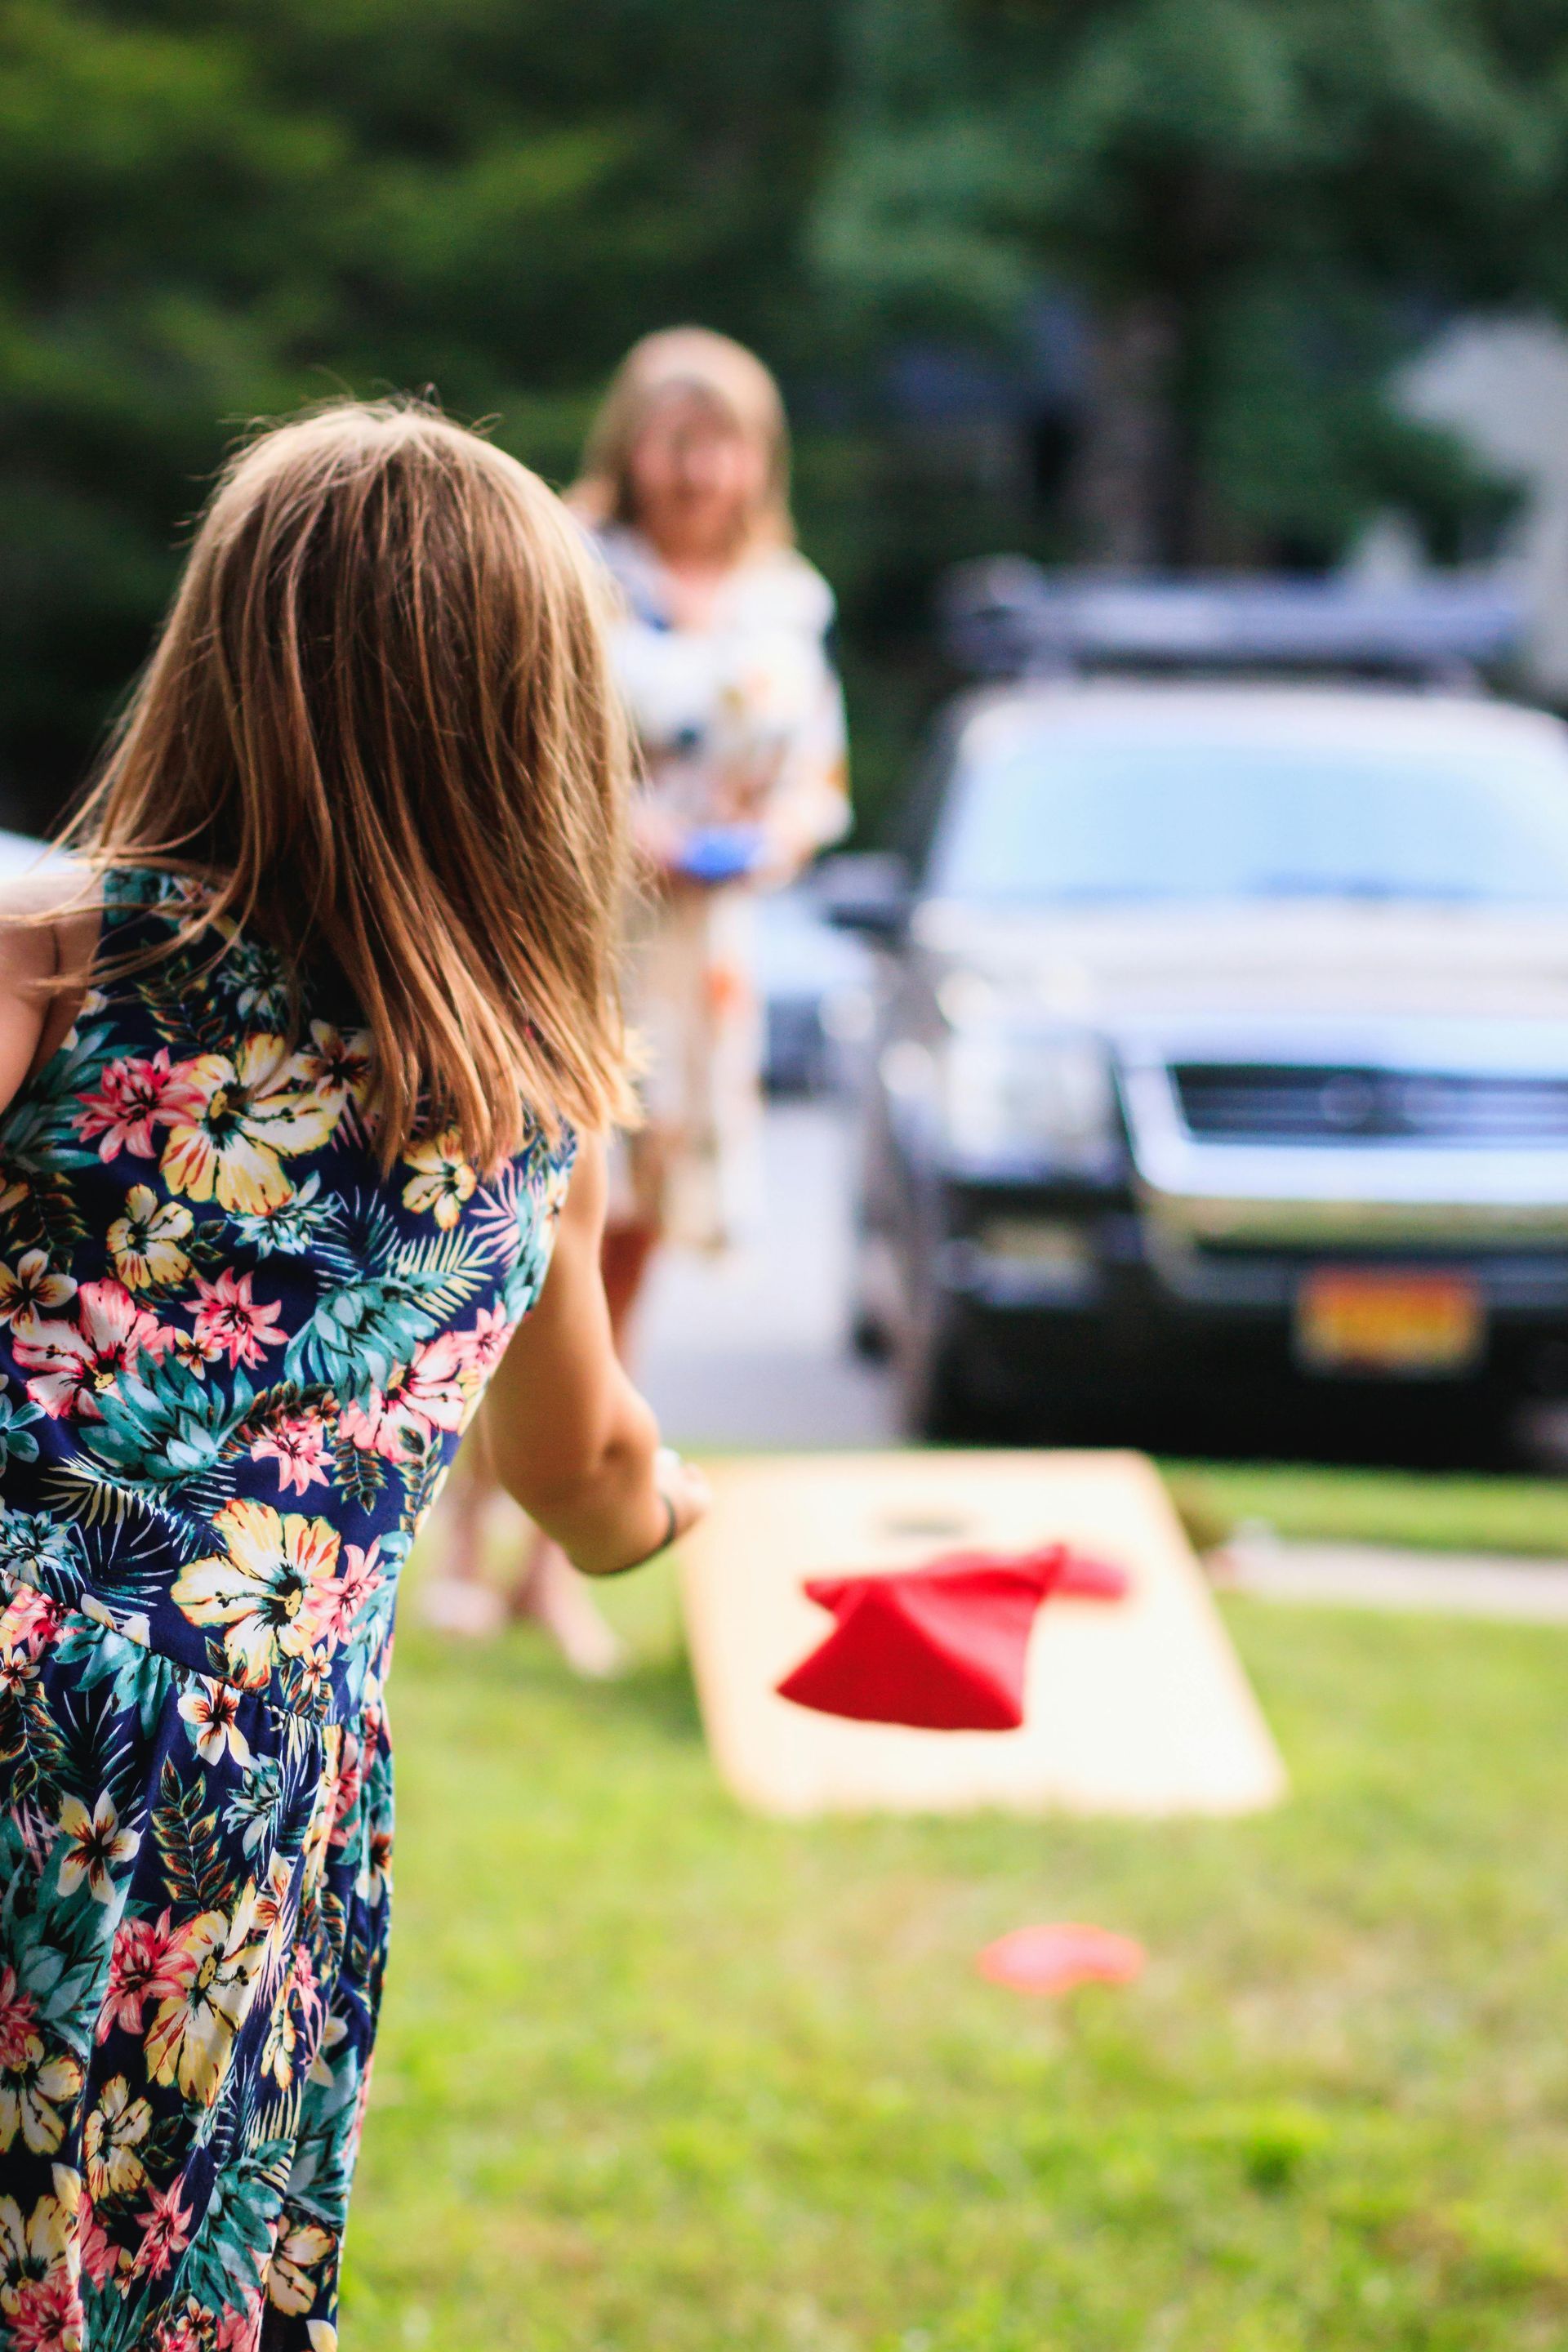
0, 0, 835, 822
3, 0, 1568, 823
815, 0, 1568, 564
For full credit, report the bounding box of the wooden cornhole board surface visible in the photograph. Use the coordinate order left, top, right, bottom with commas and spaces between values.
679, 1450, 1287, 1818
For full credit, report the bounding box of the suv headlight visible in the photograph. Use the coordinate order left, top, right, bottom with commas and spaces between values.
940, 1026, 1116, 1164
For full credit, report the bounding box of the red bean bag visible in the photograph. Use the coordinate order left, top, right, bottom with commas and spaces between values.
775, 1545, 1129, 1731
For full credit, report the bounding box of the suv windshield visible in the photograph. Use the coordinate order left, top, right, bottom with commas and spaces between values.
928, 726, 1568, 906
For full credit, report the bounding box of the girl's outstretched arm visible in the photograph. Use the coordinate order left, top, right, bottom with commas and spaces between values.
477, 1131, 709, 1575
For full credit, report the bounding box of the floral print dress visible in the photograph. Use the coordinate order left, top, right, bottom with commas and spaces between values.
0, 870, 572, 2350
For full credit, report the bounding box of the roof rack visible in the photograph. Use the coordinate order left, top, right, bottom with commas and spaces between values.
939, 559, 1522, 686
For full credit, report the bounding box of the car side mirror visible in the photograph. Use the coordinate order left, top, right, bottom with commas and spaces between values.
816, 853, 912, 942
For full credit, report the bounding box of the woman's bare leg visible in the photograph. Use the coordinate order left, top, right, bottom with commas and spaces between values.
418, 1419, 508, 1635
599, 1218, 662, 1353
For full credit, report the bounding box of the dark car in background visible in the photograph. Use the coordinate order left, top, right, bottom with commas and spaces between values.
831, 569, 1568, 1454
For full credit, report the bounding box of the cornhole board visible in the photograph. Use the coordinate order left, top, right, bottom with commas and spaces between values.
679, 1450, 1287, 1818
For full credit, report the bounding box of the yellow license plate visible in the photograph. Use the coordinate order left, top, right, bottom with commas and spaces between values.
1295, 1267, 1483, 1376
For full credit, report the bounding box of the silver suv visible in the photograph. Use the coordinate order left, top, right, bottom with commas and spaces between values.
834, 575, 1568, 1448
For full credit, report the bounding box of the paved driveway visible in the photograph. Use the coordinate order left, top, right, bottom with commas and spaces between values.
635, 1100, 898, 1451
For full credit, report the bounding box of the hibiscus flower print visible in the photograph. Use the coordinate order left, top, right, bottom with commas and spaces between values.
106, 1187, 193, 1293
0, 1252, 76, 1333
144, 1895, 265, 2108
0, 1990, 82, 2158
461, 1303, 514, 1379
401, 1129, 477, 1229
326, 1731, 363, 1842
322, 1539, 384, 1644
97, 1914, 183, 2043
0, 1640, 42, 1766
82, 2077, 151, 2204
176, 1678, 253, 1769
0, 2173, 84, 2345
189, 1269, 284, 1370
0, 2163, 81, 2314
337, 1330, 474, 1463
0, 1973, 40, 2080
251, 1408, 332, 1496
265, 2214, 335, 2316
56, 1793, 140, 1904
218, 2297, 272, 2350
292, 1022, 372, 1111
2, 2262, 85, 2351
12, 1279, 168, 1420
0, 2167, 79, 2265
77, 2197, 118, 2292
163, 1329, 213, 1378
131, 2173, 194, 2277
159, 1035, 340, 1216
147, 2294, 215, 2351
292, 1645, 335, 1707
172, 1499, 341, 1687
74, 1048, 177, 1160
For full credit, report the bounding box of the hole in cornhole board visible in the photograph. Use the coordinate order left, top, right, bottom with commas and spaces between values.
678, 1451, 1288, 1819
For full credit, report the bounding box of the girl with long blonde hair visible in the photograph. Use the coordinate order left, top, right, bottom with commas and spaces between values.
425, 328, 849, 1659
0, 398, 706, 2348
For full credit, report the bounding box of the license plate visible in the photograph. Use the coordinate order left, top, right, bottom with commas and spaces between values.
1295, 1267, 1483, 1377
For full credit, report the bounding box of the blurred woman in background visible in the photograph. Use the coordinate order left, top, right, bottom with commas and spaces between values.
424, 327, 849, 1662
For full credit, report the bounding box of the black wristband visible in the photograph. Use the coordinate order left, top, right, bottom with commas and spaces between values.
596, 1479, 679, 1577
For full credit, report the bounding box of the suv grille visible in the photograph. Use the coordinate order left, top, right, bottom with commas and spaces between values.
1171, 1063, 1568, 1147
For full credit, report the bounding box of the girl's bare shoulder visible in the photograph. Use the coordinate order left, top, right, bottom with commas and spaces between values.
0, 857, 99, 983
0, 861, 101, 1108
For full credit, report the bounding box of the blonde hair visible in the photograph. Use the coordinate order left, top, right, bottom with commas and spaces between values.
64, 397, 635, 1173
574, 327, 793, 550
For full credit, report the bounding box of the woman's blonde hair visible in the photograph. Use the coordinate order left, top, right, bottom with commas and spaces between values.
64, 397, 635, 1174
573, 327, 793, 550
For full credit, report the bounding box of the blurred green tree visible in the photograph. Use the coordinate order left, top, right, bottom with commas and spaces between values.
6, 0, 1568, 833
813, 0, 1566, 568
0, 0, 835, 825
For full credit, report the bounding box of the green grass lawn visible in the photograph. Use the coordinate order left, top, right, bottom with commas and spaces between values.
1163, 1459, 1568, 1559
342, 1557, 1568, 2352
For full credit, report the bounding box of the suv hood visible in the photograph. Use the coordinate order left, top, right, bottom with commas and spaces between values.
915, 899, 1568, 1031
